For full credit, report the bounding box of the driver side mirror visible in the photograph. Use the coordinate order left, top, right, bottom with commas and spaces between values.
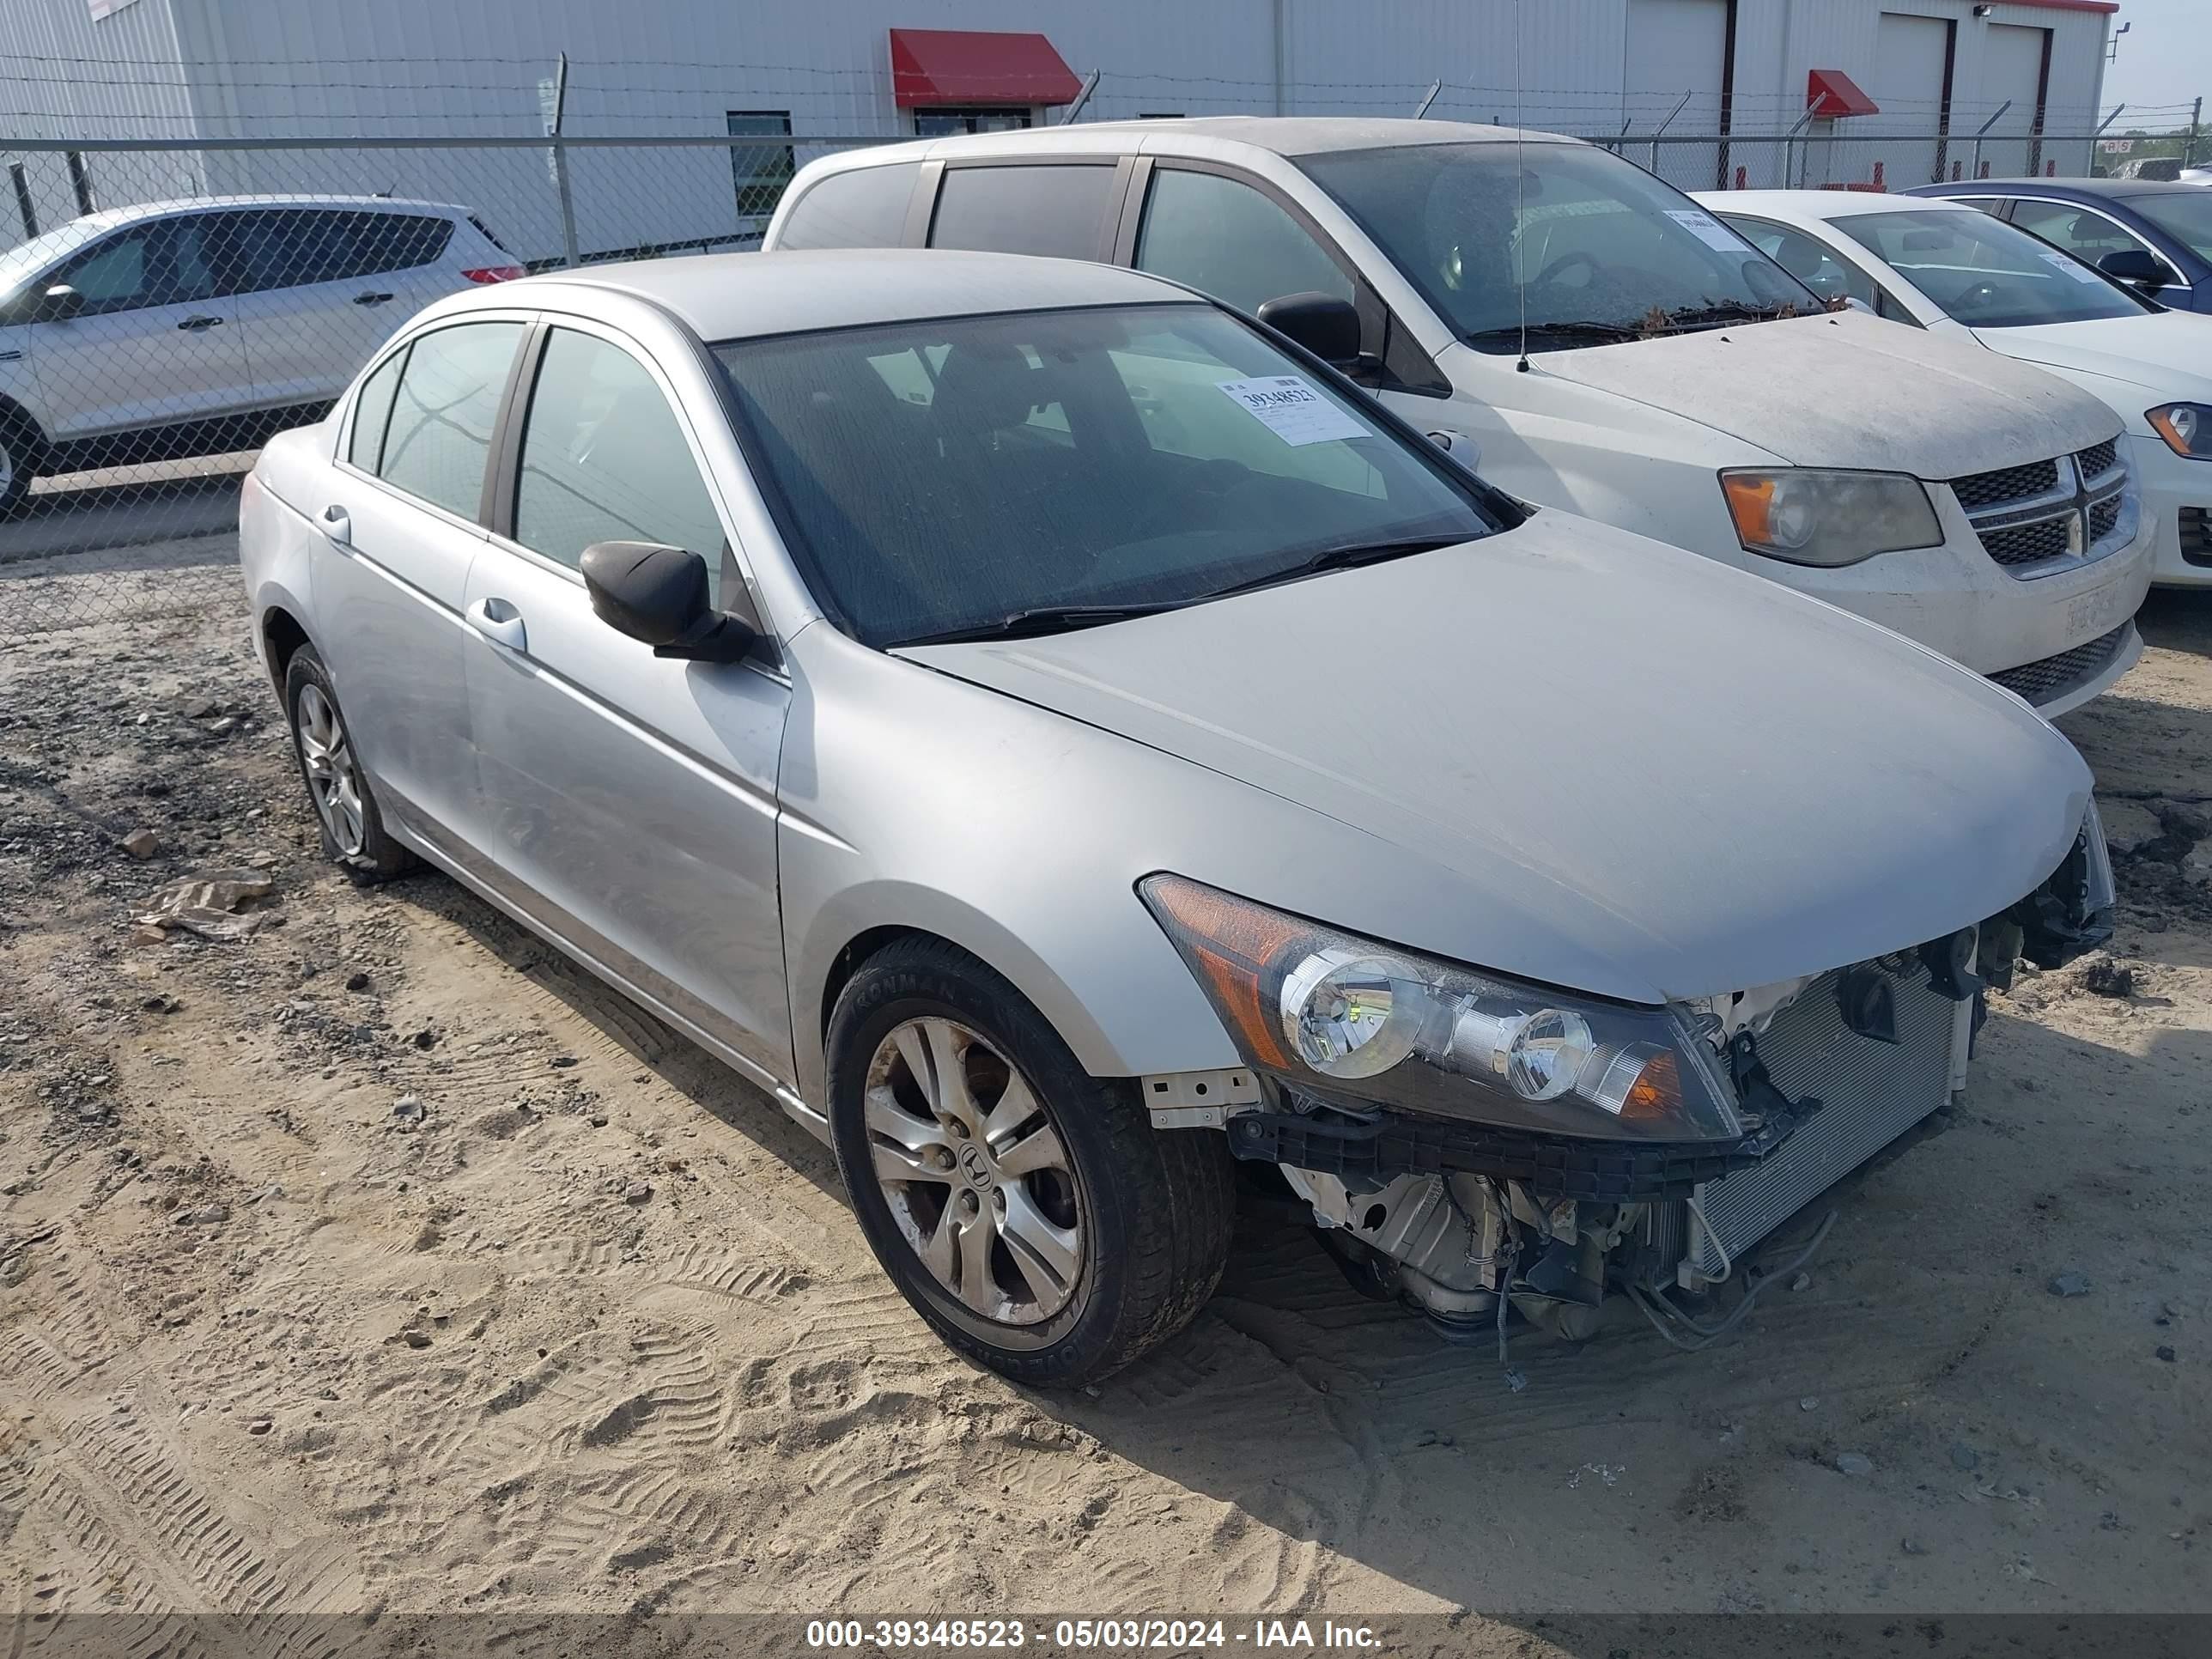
1255, 292, 1370, 376
580, 541, 757, 664
2097, 247, 2166, 291
38, 283, 86, 322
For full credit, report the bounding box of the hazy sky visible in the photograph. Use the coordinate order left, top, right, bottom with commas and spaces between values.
2105, 0, 2212, 122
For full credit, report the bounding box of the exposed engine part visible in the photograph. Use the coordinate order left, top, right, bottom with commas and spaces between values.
1917, 926, 1984, 1002
1286, 1164, 1614, 1340
1695, 973, 1814, 1047
1835, 964, 1899, 1045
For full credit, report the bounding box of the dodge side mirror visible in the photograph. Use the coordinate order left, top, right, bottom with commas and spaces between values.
39, 283, 86, 321
580, 541, 756, 664
2097, 247, 2165, 290
1256, 292, 1363, 370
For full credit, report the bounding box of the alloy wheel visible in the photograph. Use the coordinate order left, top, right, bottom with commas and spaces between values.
864, 1016, 1083, 1325
294, 682, 367, 857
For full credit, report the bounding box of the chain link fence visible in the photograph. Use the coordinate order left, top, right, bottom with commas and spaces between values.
0, 118, 2130, 641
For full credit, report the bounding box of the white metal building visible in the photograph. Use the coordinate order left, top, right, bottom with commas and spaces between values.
1, 0, 2120, 261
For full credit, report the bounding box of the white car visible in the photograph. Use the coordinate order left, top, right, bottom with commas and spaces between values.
1705, 190, 2212, 588
0, 194, 520, 514
767, 119, 2156, 717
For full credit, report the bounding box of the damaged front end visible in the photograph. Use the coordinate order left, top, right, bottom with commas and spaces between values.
1142, 803, 2115, 1345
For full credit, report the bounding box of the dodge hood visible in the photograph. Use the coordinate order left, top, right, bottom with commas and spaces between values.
904, 512, 2093, 1004
1973, 311, 2212, 404
1534, 308, 2118, 476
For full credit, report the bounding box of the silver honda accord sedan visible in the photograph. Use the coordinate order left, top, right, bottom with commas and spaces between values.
239, 248, 2114, 1385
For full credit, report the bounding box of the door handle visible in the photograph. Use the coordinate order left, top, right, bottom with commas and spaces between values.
320, 504, 351, 547
176, 314, 225, 331
352, 292, 394, 307
465, 597, 527, 653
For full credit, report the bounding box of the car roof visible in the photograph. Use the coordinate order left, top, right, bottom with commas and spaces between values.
1701, 189, 1955, 221
1917, 177, 2203, 203
54, 194, 470, 236
497, 247, 1200, 342
809, 115, 1574, 173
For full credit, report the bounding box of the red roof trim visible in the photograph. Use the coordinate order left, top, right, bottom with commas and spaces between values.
888, 28, 1083, 108
1807, 68, 1881, 119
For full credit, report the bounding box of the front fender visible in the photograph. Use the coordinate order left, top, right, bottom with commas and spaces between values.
776, 627, 1265, 1109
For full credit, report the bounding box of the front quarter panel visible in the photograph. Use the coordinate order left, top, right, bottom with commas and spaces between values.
776, 623, 1378, 1107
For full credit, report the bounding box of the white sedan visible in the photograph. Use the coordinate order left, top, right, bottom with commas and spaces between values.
1701, 190, 2212, 587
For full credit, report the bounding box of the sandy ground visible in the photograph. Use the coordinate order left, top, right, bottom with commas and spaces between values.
1, 554, 2208, 1648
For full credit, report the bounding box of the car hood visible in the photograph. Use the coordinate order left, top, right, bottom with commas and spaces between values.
902, 511, 2093, 1004
1534, 308, 2117, 474
1972, 311, 2212, 402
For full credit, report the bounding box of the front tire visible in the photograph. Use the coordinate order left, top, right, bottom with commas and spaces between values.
283, 646, 415, 882
0, 417, 39, 519
827, 938, 1235, 1388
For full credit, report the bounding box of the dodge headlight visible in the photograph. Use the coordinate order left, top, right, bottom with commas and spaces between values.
1720, 468, 1943, 567
1140, 874, 1742, 1142
2147, 403, 2212, 459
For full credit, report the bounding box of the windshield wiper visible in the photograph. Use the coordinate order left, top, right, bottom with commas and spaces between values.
1204, 535, 1467, 599
893, 600, 1191, 647
1465, 320, 1644, 349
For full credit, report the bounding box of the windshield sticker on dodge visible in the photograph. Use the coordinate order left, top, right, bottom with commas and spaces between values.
1214, 375, 1368, 446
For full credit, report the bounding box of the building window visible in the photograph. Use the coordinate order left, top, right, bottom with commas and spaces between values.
1137, 112, 1185, 120
9, 164, 36, 239
66, 151, 95, 216
728, 111, 795, 220
913, 106, 1033, 137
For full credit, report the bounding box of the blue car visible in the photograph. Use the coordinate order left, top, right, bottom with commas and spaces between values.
1905, 178, 2212, 316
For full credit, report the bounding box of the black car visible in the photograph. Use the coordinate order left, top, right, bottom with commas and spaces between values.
1905, 178, 2212, 316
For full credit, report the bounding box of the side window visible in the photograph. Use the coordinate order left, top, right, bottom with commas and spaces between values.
348, 346, 408, 471
375, 320, 523, 520
927, 165, 1118, 259
512, 329, 727, 599
1731, 219, 1876, 307
1134, 168, 1355, 315
2007, 199, 2150, 267
51, 218, 216, 316
775, 161, 923, 250
360, 213, 454, 276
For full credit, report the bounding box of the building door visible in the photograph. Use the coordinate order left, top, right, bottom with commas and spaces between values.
1979, 24, 2050, 179
1623, 0, 1729, 190
1867, 13, 1953, 186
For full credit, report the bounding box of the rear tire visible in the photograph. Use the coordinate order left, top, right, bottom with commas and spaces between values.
282, 646, 416, 883
827, 937, 1236, 1388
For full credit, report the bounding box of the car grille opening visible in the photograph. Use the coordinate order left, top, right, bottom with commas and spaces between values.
1949, 440, 2130, 578
2182, 505, 2212, 568
1949, 459, 2058, 511
1648, 960, 1960, 1286
1981, 515, 2074, 568
1986, 623, 2132, 705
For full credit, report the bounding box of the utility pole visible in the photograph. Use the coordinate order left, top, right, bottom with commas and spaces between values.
2188, 96, 2203, 170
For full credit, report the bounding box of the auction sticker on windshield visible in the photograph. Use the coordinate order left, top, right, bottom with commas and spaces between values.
2037, 249, 2108, 286
1663, 208, 1748, 252
1215, 375, 1368, 446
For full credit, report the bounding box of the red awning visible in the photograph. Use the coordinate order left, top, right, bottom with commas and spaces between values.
889, 28, 1083, 108
1806, 69, 1880, 119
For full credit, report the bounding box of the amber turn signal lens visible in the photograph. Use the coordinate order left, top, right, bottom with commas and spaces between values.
1722, 473, 1778, 544
1142, 875, 1304, 1069
1618, 1050, 1683, 1121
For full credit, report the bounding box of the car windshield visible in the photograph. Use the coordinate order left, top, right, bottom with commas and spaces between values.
1296, 141, 1820, 354
1830, 208, 2152, 326
2120, 191, 2212, 265
713, 302, 1505, 648
0, 216, 114, 305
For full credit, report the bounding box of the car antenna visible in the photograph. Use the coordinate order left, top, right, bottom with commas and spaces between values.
1513, 0, 1530, 373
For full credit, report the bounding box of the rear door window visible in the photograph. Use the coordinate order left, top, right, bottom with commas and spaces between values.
374, 320, 524, 520
927, 164, 1118, 259
775, 161, 922, 249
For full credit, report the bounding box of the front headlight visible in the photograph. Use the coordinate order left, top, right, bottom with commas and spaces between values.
1720, 468, 1943, 567
2147, 403, 2212, 459
1139, 874, 1743, 1143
